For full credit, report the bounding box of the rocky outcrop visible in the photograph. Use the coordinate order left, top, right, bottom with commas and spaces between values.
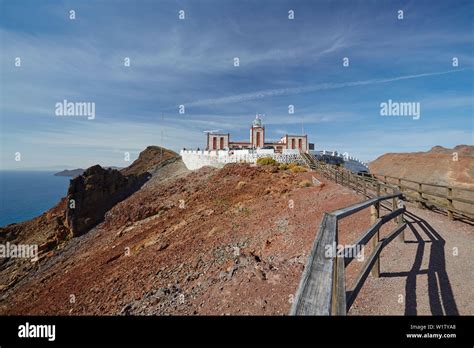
121, 146, 179, 176
63, 146, 180, 237
428, 145, 474, 157
65, 165, 149, 236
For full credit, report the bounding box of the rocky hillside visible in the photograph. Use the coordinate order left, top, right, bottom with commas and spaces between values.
369, 145, 474, 188
0, 146, 179, 292
0, 198, 69, 292
0, 148, 370, 315
429, 145, 474, 157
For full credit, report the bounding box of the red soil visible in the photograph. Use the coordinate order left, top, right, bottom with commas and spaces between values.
0, 163, 370, 315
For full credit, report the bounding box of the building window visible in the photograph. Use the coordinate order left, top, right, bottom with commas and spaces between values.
298, 138, 302, 150
212, 137, 217, 149
256, 132, 261, 148
220, 137, 224, 149
291, 138, 295, 149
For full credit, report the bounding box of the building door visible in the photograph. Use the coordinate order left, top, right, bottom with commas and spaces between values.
220, 137, 224, 149
298, 139, 302, 150
256, 132, 260, 148
291, 138, 295, 149
212, 137, 217, 150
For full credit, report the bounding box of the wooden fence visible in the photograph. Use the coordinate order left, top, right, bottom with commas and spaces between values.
290, 192, 406, 315
370, 174, 474, 220
301, 153, 474, 221
291, 152, 473, 315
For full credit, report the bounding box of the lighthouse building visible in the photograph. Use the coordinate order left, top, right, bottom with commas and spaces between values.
206, 115, 311, 153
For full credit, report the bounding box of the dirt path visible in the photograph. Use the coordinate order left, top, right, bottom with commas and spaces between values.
348, 204, 474, 315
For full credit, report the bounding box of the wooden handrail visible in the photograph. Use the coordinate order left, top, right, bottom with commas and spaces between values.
331, 193, 401, 219
290, 193, 405, 315
344, 208, 405, 267
290, 214, 338, 315
346, 220, 410, 309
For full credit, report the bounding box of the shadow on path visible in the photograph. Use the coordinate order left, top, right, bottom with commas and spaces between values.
379, 210, 459, 315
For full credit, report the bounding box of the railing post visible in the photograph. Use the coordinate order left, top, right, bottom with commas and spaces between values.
417, 183, 424, 208
393, 195, 405, 242
447, 187, 454, 220
370, 205, 380, 278
397, 206, 405, 243
398, 178, 402, 192
376, 183, 381, 198
363, 180, 367, 197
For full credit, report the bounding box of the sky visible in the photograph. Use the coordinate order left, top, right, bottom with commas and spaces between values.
0, 0, 473, 170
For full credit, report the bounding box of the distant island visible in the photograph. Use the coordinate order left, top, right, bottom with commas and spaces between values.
54, 169, 85, 177
54, 167, 123, 177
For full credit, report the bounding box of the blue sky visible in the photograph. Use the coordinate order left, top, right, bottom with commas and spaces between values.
0, 0, 473, 169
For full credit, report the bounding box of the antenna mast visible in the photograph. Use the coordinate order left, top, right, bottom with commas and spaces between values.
160, 113, 164, 159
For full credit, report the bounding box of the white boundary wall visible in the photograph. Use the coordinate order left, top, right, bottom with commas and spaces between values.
180, 149, 304, 170
315, 150, 369, 168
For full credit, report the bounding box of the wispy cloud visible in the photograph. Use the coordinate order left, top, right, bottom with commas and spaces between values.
0, 0, 472, 169
1, 119, 202, 169
184, 70, 466, 107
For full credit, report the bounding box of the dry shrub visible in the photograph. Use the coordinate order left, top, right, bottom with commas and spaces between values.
256, 157, 278, 166
288, 162, 298, 169
291, 165, 307, 173
299, 180, 312, 187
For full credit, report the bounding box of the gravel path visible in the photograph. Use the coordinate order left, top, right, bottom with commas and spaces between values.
349, 204, 474, 315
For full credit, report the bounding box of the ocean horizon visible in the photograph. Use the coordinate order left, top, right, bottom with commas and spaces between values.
0, 171, 71, 227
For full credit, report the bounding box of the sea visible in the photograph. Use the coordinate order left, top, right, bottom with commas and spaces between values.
0, 171, 71, 227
